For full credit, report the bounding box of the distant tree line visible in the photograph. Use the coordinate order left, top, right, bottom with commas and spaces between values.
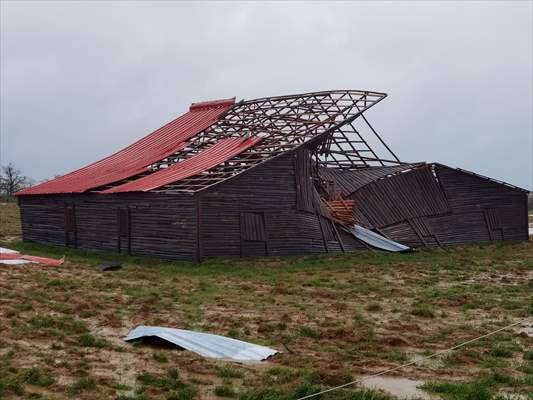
0, 163, 33, 201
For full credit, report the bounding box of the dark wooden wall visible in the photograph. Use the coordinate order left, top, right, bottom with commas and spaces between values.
19, 192, 197, 261
344, 164, 527, 248
430, 165, 527, 244
198, 150, 362, 260
18, 154, 527, 262
18, 150, 354, 261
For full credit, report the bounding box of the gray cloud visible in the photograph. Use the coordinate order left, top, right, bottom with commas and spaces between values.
1, 0, 531, 189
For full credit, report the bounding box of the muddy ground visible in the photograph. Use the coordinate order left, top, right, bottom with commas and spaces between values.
0, 204, 532, 399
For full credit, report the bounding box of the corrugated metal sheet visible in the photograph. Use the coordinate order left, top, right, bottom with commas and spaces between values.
124, 326, 278, 361
345, 225, 411, 252
0, 247, 64, 265
0, 247, 29, 265
16, 98, 235, 195
104, 136, 262, 193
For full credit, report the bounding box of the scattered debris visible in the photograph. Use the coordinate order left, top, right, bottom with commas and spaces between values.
326, 199, 355, 226
99, 262, 122, 271
124, 326, 279, 362
0, 247, 64, 266
344, 225, 412, 252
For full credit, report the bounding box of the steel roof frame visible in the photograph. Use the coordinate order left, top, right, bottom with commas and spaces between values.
101, 90, 401, 193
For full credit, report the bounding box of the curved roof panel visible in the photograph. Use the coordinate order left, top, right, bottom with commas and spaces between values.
104, 136, 262, 193
16, 98, 235, 195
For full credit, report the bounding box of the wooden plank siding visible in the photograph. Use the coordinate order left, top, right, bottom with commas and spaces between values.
350, 165, 451, 229
198, 152, 343, 259
347, 164, 527, 247
433, 165, 527, 242
19, 192, 197, 261
18, 155, 527, 261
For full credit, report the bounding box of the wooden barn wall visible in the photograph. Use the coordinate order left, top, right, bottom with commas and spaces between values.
432, 165, 527, 242
318, 163, 421, 197
20, 159, 523, 261
350, 165, 450, 229
19, 196, 65, 246
199, 150, 351, 259
19, 192, 197, 261
348, 164, 527, 247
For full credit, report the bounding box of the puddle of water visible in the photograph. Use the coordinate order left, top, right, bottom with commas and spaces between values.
359, 376, 437, 400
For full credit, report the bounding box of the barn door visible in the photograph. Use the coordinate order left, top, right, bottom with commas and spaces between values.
64, 205, 77, 248
117, 207, 131, 254
240, 212, 268, 257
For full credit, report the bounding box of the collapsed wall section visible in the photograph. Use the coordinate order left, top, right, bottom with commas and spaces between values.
329, 164, 528, 248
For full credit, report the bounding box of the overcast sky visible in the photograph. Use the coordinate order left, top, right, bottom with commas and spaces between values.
1, 1, 532, 189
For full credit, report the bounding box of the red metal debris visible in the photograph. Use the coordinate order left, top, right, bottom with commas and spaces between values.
16, 98, 235, 195
0, 251, 65, 266
326, 199, 356, 226
104, 136, 262, 193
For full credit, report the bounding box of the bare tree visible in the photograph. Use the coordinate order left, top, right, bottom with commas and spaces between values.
0, 163, 31, 197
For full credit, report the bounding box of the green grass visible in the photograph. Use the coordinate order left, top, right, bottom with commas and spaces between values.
1, 229, 532, 399
167, 386, 199, 400
137, 368, 185, 391
411, 303, 436, 318
488, 346, 514, 358
0, 202, 21, 237
22, 366, 56, 387
216, 366, 244, 379
422, 367, 533, 399
67, 377, 98, 396
422, 380, 495, 400
238, 384, 394, 400
298, 325, 321, 339
0, 366, 56, 396
153, 351, 169, 363
29, 315, 88, 336
214, 385, 237, 397
78, 333, 109, 348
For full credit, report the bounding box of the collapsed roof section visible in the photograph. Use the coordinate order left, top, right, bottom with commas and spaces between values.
17, 90, 404, 195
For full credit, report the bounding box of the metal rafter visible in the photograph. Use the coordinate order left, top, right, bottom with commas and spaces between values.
98, 90, 400, 193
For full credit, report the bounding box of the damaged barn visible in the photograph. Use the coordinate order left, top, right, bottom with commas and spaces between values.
16, 90, 529, 261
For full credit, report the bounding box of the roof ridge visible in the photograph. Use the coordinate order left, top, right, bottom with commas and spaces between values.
189, 97, 236, 112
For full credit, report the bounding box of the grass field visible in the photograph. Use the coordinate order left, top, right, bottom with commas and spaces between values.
0, 202, 21, 240
0, 204, 532, 400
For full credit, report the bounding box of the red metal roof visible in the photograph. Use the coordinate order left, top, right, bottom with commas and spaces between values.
103, 136, 262, 193
16, 97, 235, 195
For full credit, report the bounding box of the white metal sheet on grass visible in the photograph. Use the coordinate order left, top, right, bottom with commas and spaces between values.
124, 326, 278, 362
0, 247, 31, 265
0, 259, 32, 265
0, 247, 19, 254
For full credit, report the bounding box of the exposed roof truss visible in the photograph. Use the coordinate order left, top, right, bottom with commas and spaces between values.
99, 90, 402, 193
